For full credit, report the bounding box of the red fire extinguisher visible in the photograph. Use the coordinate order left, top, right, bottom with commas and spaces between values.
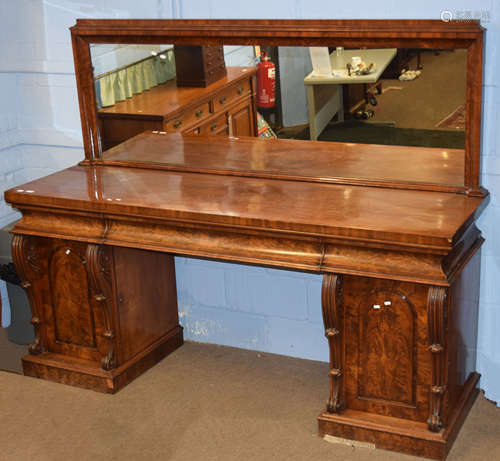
257, 50, 276, 109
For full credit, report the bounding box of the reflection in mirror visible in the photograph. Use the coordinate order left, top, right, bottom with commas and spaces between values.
91, 43, 466, 186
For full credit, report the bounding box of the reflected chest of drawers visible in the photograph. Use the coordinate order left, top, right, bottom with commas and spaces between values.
98, 66, 257, 150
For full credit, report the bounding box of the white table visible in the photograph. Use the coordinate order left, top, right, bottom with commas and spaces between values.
304, 48, 397, 140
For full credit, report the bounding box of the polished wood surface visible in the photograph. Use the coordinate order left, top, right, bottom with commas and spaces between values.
70, 19, 484, 196
4, 164, 483, 249
102, 132, 465, 189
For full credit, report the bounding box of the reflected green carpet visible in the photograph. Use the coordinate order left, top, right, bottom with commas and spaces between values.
292, 121, 466, 149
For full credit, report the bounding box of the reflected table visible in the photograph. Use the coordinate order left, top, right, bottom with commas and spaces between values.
304, 48, 397, 140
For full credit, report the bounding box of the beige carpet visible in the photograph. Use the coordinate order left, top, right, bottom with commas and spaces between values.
371, 50, 467, 130
1, 341, 499, 461
0, 327, 27, 374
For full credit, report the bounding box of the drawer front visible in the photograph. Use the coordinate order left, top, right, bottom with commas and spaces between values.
200, 113, 228, 135
213, 79, 251, 112
164, 101, 211, 132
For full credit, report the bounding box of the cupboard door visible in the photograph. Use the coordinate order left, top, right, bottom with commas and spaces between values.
343, 276, 431, 422
228, 101, 255, 137
40, 240, 116, 367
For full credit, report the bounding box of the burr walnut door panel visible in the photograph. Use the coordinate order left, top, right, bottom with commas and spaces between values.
41, 240, 113, 364
343, 276, 431, 422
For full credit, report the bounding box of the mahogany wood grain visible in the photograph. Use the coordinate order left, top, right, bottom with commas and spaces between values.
112, 247, 179, 363
321, 274, 343, 413
70, 19, 484, 195
101, 131, 465, 189
320, 262, 481, 459
318, 371, 479, 461
12, 236, 184, 393
4, 165, 484, 250
22, 326, 183, 393
11, 235, 45, 355
445, 250, 481, 424
342, 277, 430, 422
427, 286, 448, 431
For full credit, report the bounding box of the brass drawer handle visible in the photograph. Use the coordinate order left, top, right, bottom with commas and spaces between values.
210, 123, 218, 131
237, 87, 244, 95
195, 109, 204, 117
173, 120, 182, 129
219, 96, 227, 104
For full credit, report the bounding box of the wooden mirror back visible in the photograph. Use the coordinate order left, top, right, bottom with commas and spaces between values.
70, 19, 485, 196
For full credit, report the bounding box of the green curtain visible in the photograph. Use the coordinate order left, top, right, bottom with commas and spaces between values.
97, 51, 176, 108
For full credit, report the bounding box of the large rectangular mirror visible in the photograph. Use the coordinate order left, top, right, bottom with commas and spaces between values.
71, 20, 484, 195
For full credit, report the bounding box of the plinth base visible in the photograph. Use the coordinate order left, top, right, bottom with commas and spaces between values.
318, 372, 480, 460
22, 326, 183, 394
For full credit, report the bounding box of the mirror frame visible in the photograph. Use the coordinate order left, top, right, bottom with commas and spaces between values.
70, 19, 485, 197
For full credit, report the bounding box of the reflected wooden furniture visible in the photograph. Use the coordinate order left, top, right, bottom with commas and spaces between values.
304, 48, 397, 140
98, 67, 257, 150
5, 19, 487, 461
174, 45, 227, 87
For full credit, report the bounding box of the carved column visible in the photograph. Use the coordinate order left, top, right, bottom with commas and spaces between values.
321, 273, 343, 413
11, 235, 43, 355
86, 244, 116, 371
427, 286, 447, 432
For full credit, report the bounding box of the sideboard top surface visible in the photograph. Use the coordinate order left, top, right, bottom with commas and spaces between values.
5, 162, 484, 250
102, 132, 465, 189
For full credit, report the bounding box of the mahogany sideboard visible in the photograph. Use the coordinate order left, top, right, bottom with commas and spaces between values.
5, 133, 487, 461
4, 18, 489, 461
98, 66, 257, 150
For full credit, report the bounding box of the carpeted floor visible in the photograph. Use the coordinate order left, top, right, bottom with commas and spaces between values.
0, 327, 26, 374
371, 50, 467, 130
290, 121, 466, 148
279, 49, 467, 149
1, 341, 499, 461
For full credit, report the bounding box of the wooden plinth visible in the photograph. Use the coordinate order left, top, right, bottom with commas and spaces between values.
318, 373, 480, 460
22, 326, 183, 394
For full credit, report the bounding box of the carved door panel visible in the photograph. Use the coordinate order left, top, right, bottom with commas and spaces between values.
343, 276, 431, 422
41, 240, 116, 366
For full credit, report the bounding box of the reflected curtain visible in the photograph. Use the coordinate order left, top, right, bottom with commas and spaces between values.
95, 50, 176, 108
